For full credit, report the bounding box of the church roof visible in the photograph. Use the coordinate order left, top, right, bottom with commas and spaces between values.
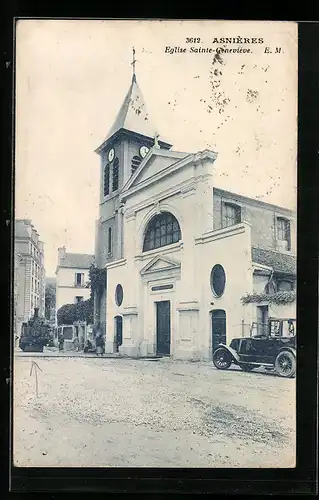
96, 75, 171, 152
252, 247, 296, 276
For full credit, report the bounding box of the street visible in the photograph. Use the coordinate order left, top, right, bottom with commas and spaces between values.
13, 355, 295, 468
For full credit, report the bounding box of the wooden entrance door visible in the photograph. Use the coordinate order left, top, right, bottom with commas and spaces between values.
211, 309, 226, 352
156, 301, 171, 355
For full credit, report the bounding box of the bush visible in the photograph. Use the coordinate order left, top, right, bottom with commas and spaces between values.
20, 314, 52, 348
241, 290, 296, 305
57, 298, 93, 325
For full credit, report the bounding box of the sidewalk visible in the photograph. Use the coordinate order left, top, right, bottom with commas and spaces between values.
13, 347, 162, 360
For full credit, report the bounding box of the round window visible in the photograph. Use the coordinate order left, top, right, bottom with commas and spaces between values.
210, 265, 226, 297
115, 284, 123, 306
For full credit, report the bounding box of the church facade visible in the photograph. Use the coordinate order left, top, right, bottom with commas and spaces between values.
94, 72, 296, 361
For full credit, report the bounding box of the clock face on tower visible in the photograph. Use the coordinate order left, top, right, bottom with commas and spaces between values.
108, 148, 115, 162
139, 146, 149, 159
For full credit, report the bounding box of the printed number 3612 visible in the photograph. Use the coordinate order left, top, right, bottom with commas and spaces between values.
186, 38, 201, 43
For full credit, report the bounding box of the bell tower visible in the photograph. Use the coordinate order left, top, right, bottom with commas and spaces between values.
94, 49, 172, 270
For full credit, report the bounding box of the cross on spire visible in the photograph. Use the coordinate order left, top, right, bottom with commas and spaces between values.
131, 47, 137, 79
154, 132, 160, 149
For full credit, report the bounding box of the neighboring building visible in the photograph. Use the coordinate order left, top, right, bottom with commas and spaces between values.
55, 247, 94, 322
14, 250, 24, 340
14, 219, 46, 334
93, 70, 296, 360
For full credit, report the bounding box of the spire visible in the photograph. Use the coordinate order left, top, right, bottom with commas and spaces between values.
95, 50, 172, 152
131, 47, 137, 82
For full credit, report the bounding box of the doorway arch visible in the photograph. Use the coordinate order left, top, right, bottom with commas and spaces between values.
211, 309, 227, 353
114, 315, 123, 352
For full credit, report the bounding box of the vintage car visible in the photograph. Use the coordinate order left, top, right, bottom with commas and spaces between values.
212, 318, 296, 378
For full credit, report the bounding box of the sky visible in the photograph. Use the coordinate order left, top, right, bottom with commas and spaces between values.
15, 20, 298, 277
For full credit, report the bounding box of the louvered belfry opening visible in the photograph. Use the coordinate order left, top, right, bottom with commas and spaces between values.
131, 155, 142, 175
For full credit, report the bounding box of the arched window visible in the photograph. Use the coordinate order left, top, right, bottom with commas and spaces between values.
131, 155, 142, 175
112, 158, 119, 192
143, 212, 181, 252
103, 164, 110, 197
108, 227, 112, 254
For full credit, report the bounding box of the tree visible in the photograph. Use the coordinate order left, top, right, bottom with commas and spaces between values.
88, 263, 106, 297
22, 308, 52, 347
45, 280, 56, 320
57, 298, 93, 325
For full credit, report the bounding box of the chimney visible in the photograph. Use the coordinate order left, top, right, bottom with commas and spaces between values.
58, 246, 66, 264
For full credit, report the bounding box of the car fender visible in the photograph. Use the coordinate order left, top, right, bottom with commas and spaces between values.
216, 344, 239, 363
277, 346, 296, 358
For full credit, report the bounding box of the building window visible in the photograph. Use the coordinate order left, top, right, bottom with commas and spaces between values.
112, 158, 119, 192
75, 273, 84, 287
104, 164, 110, 197
210, 264, 226, 297
75, 296, 84, 303
277, 280, 294, 292
223, 202, 241, 227
108, 227, 112, 254
115, 284, 123, 306
277, 217, 291, 251
131, 155, 142, 174
143, 212, 181, 252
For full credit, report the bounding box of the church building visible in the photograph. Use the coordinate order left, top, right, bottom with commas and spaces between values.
94, 65, 296, 361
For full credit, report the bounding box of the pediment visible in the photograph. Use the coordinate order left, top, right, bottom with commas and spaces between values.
122, 148, 189, 193
140, 255, 181, 275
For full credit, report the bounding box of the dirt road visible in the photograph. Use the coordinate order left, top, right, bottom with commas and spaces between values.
13, 356, 295, 468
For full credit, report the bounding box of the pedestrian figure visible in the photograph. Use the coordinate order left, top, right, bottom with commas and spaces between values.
95, 334, 103, 356
58, 333, 64, 351
95, 324, 103, 356
73, 336, 80, 352
84, 339, 93, 353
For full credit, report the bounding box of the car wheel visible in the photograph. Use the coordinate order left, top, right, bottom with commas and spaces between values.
213, 348, 232, 370
239, 363, 255, 372
275, 350, 296, 378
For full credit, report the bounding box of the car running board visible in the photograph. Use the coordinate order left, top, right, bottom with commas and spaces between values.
239, 361, 274, 367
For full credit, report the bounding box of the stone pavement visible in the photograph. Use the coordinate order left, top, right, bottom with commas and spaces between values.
13, 355, 296, 468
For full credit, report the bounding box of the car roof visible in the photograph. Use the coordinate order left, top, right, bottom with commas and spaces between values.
269, 317, 296, 321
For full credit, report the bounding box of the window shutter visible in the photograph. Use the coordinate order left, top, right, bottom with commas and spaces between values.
286, 220, 291, 251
